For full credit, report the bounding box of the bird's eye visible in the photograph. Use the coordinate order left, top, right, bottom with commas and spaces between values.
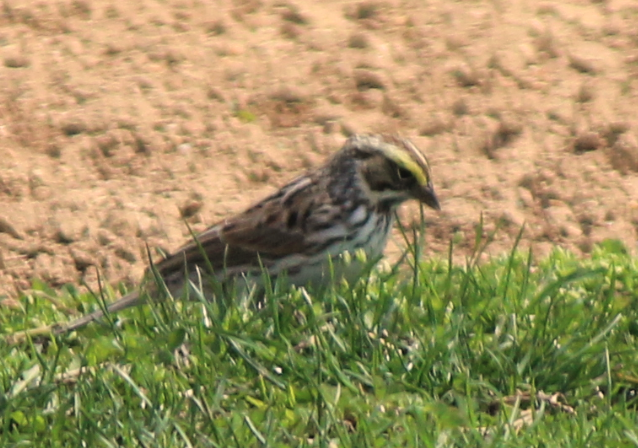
397, 167, 413, 180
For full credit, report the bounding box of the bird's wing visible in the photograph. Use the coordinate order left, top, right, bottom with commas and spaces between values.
154, 182, 327, 279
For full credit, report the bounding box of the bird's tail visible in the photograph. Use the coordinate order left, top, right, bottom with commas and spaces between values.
5, 290, 143, 344
59, 290, 142, 333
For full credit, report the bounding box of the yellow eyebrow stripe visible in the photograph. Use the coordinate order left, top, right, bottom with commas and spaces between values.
382, 144, 429, 186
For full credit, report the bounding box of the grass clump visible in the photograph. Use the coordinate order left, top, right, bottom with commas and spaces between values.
1, 237, 638, 446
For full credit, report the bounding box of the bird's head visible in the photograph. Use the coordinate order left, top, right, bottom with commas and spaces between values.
337, 134, 440, 211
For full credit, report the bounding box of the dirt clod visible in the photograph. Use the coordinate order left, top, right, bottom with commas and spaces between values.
573, 132, 604, 154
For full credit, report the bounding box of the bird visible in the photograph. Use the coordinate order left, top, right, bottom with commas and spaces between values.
11, 134, 440, 340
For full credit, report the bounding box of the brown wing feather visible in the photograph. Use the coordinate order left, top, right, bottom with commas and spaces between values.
154, 185, 320, 279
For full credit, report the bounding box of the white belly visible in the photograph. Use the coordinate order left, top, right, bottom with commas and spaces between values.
281, 212, 393, 287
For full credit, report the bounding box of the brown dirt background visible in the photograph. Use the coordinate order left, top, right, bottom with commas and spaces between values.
1, 0, 638, 299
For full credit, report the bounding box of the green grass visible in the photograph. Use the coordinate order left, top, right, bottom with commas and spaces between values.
2, 238, 638, 447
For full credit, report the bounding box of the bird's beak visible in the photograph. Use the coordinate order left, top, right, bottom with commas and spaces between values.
414, 183, 441, 210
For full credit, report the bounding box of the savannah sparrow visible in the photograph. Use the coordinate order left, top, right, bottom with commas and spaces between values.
20, 134, 440, 337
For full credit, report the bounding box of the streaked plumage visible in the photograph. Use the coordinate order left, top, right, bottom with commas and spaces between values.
17, 134, 440, 337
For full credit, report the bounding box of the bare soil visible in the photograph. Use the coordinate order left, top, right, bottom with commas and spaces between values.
1, 0, 638, 299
